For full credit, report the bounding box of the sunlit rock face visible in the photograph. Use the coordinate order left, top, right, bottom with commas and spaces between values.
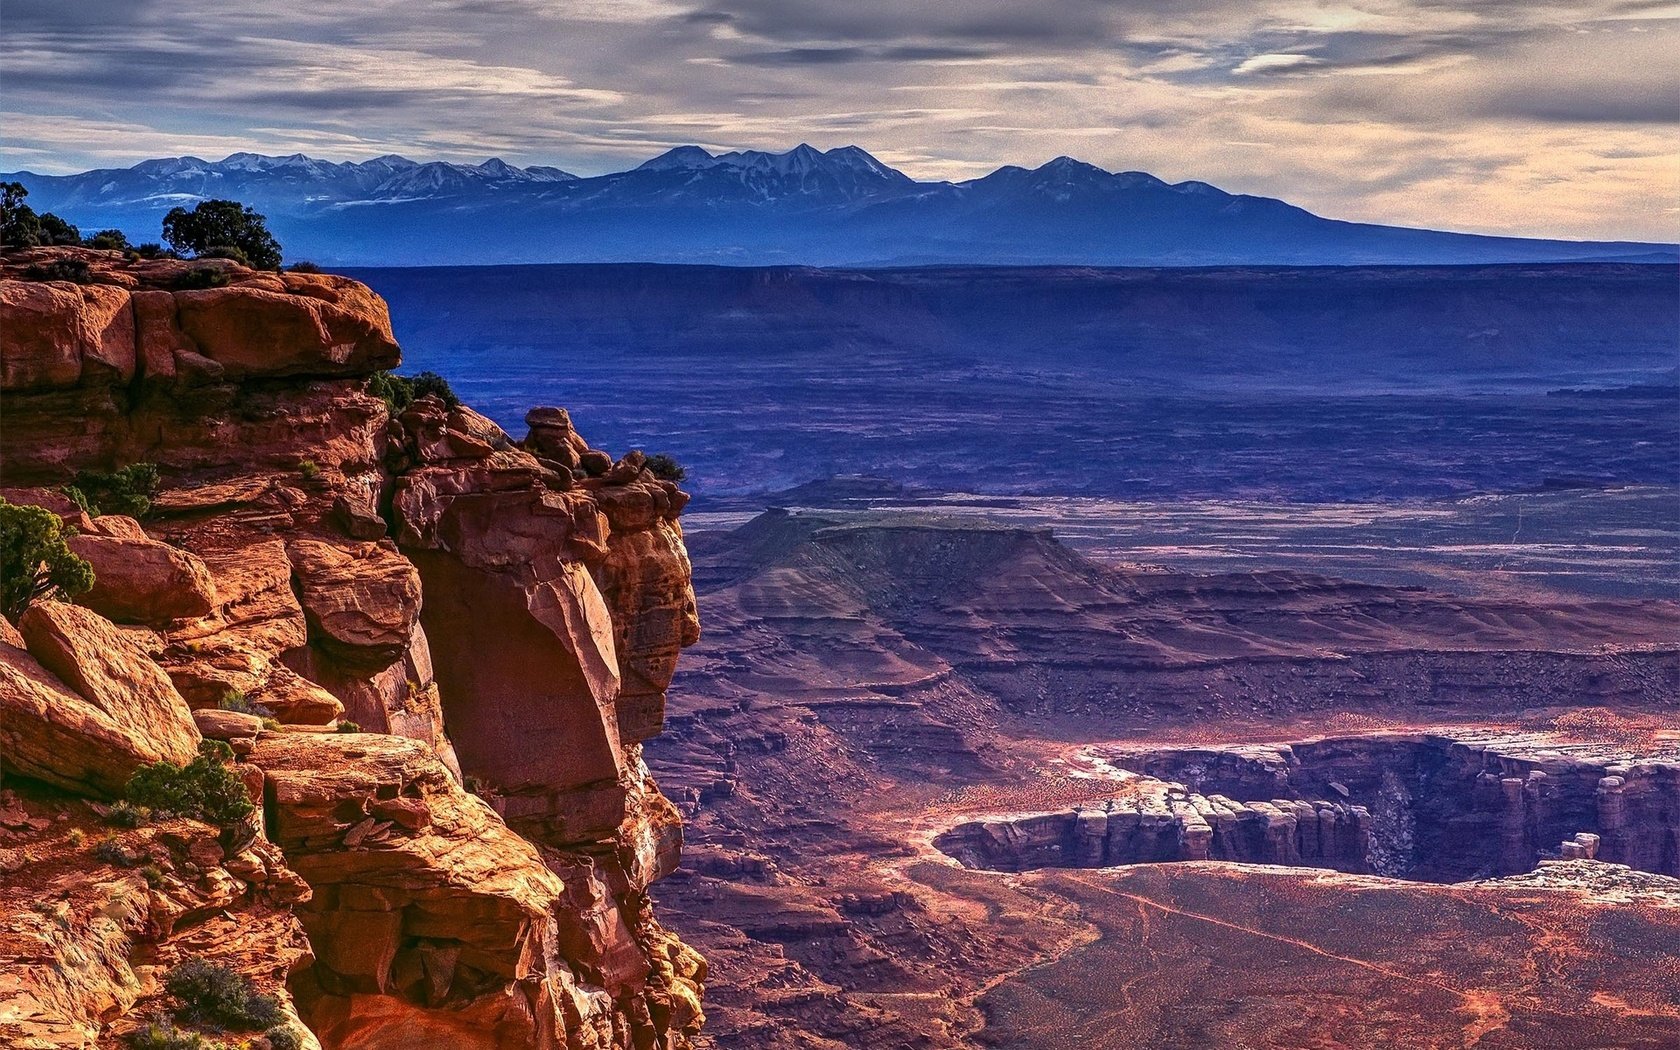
0, 248, 706, 1050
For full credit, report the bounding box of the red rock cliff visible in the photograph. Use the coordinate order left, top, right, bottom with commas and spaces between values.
0, 248, 705, 1049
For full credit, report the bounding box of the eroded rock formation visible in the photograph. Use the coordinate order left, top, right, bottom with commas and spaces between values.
938, 730, 1680, 880
0, 248, 705, 1049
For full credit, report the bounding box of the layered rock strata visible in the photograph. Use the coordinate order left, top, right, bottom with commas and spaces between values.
0, 248, 704, 1049
935, 784, 1372, 874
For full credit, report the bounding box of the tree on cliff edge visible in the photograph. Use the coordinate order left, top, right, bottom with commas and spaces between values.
162, 199, 283, 270
1, 182, 83, 248
0, 499, 94, 622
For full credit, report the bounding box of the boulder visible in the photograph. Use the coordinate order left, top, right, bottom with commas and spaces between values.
1, 602, 200, 795
287, 539, 422, 668
173, 283, 399, 379
0, 280, 134, 392
67, 522, 218, 625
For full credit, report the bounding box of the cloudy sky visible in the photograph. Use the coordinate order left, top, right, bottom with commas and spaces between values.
2, 0, 1675, 240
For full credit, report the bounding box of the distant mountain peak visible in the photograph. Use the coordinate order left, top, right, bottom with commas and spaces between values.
637, 146, 717, 172
4, 144, 1669, 266
635, 143, 910, 185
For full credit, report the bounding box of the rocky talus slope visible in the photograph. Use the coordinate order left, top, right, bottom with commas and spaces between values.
0, 248, 705, 1049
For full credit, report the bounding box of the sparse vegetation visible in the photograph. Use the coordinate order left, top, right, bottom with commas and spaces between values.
140, 863, 167, 889
644, 453, 687, 483
335, 720, 362, 734
265, 1026, 304, 1050
173, 266, 231, 290
284, 261, 322, 274
161, 199, 282, 270
217, 691, 273, 719
124, 741, 255, 830
122, 1021, 221, 1050
367, 370, 461, 412
0, 497, 95, 621
196, 245, 250, 265
134, 242, 178, 259
92, 836, 132, 866
297, 459, 321, 482
22, 258, 95, 284
163, 957, 283, 1031
62, 463, 160, 519
107, 801, 152, 828
88, 229, 132, 250
67, 828, 86, 848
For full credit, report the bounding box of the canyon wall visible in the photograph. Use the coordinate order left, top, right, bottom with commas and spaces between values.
0, 248, 704, 1049
939, 732, 1680, 881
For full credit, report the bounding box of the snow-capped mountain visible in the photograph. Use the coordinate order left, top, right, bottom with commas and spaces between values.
4, 146, 1670, 266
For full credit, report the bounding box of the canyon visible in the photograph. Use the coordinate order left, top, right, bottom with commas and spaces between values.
646, 510, 1679, 1048
0, 247, 703, 1049
2, 246, 1676, 1050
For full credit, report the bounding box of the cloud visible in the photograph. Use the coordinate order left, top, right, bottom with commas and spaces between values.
1231, 53, 1324, 74
0, 0, 1674, 240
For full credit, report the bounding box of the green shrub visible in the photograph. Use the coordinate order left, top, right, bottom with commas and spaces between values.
216, 691, 273, 718
107, 801, 152, 828
297, 459, 320, 482
92, 837, 132, 866
196, 245, 250, 266
135, 242, 178, 259
173, 266, 231, 291
0, 498, 94, 621
36, 212, 81, 246
62, 463, 160, 519
162, 200, 282, 270
284, 261, 322, 274
367, 370, 460, 412
335, 720, 361, 734
163, 957, 282, 1031
643, 453, 687, 483
265, 1026, 303, 1050
22, 259, 94, 284
123, 1021, 221, 1050
140, 863, 166, 889
124, 741, 254, 829
88, 229, 132, 250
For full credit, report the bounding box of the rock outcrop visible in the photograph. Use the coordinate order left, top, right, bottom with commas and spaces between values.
935, 782, 1372, 874
0, 249, 705, 1049
1, 601, 201, 796
939, 730, 1680, 881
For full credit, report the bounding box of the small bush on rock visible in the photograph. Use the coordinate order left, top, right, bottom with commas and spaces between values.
367, 370, 460, 412
107, 800, 153, 828
217, 691, 273, 718
284, 261, 322, 273
92, 837, 132, 866
123, 1021, 221, 1050
164, 957, 282, 1031
643, 453, 687, 483
173, 266, 231, 290
63, 463, 160, 518
197, 245, 250, 265
0, 498, 95, 621
265, 1026, 303, 1050
22, 259, 94, 284
124, 741, 254, 829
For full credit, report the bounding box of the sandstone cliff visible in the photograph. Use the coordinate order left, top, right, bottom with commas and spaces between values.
0, 248, 704, 1049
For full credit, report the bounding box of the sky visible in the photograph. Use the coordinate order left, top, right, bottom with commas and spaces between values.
2, 0, 1676, 241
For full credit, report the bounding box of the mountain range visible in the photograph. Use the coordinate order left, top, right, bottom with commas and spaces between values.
5, 145, 1673, 267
